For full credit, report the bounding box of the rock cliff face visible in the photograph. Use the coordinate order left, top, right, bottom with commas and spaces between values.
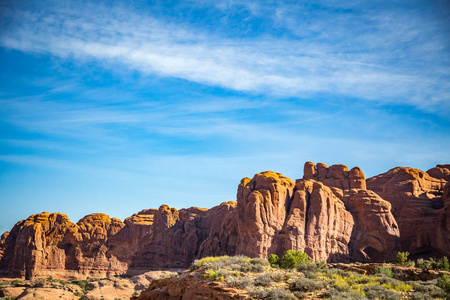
0, 162, 448, 278
302, 162, 400, 262
367, 165, 450, 258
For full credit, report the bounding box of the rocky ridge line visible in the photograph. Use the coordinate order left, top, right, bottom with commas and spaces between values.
0, 162, 448, 279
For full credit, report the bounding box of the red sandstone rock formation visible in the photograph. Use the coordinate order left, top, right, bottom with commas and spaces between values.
235, 172, 295, 258
280, 179, 354, 262
0, 163, 448, 278
367, 165, 449, 258
302, 162, 400, 261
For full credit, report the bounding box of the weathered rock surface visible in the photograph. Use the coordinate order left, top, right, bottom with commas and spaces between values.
0, 286, 78, 300
236, 172, 295, 258
367, 165, 449, 258
346, 190, 400, 261
279, 179, 354, 262
302, 162, 400, 262
0, 162, 449, 279
134, 271, 248, 300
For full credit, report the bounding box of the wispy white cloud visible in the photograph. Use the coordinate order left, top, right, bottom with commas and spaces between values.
1, 1, 449, 112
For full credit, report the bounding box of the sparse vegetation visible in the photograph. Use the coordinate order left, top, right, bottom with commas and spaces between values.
394, 251, 411, 266
375, 263, 393, 278
191, 253, 450, 300
279, 250, 312, 269
2, 253, 449, 300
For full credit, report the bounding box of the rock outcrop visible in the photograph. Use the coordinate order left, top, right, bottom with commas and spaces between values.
366, 165, 449, 258
0, 162, 449, 279
302, 162, 400, 262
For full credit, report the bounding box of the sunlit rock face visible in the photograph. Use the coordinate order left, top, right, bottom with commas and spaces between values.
367, 165, 450, 258
302, 162, 400, 262
0, 162, 448, 278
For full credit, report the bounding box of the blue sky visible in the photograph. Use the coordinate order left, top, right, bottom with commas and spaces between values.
1, 0, 449, 234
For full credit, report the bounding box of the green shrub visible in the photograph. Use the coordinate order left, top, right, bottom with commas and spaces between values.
72, 280, 92, 293
266, 288, 297, 300
375, 264, 393, 278
438, 256, 450, 271
204, 268, 218, 280
289, 277, 327, 292
10, 280, 21, 286
437, 274, 450, 295
268, 254, 280, 268
393, 251, 410, 266
280, 250, 312, 269
362, 285, 402, 300
316, 260, 327, 270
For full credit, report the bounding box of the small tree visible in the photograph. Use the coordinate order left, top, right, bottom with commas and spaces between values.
268, 254, 280, 268
394, 251, 410, 266
280, 250, 312, 269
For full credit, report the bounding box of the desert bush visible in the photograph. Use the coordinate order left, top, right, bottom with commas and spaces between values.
293, 291, 307, 299
355, 275, 372, 284
321, 288, 368, 300
255, 274, 273, 287
216, 268, 230, 279
324, 268, 349, 277
316, 260, 327, 270
249, 287, 268, 298
394, 251, 410, 266
415, 257, 449, 271
266, 287, 297, 300
246, 257, 269, 272
271, 272, 283, 282
269, 254, 280, 268
303, 270, 319, 279
437, 274, 450, 296
375, 264, 393, 278
438, 256, 450, 271
408, 280, 447, 298
280, 250, 312, 269
380, 279, 413, 292
10, 280, 21, 286
191, 255, 268, 273
362, 284, 402, 300
72, 280, 92, 293
296, 261, 317, 272
226, 275, 253, 289
289, 277, 327, 292
410, 291, 433, 300
190, 256, 229, 270
204, 268, 218, 280
415, 258, 429, 270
